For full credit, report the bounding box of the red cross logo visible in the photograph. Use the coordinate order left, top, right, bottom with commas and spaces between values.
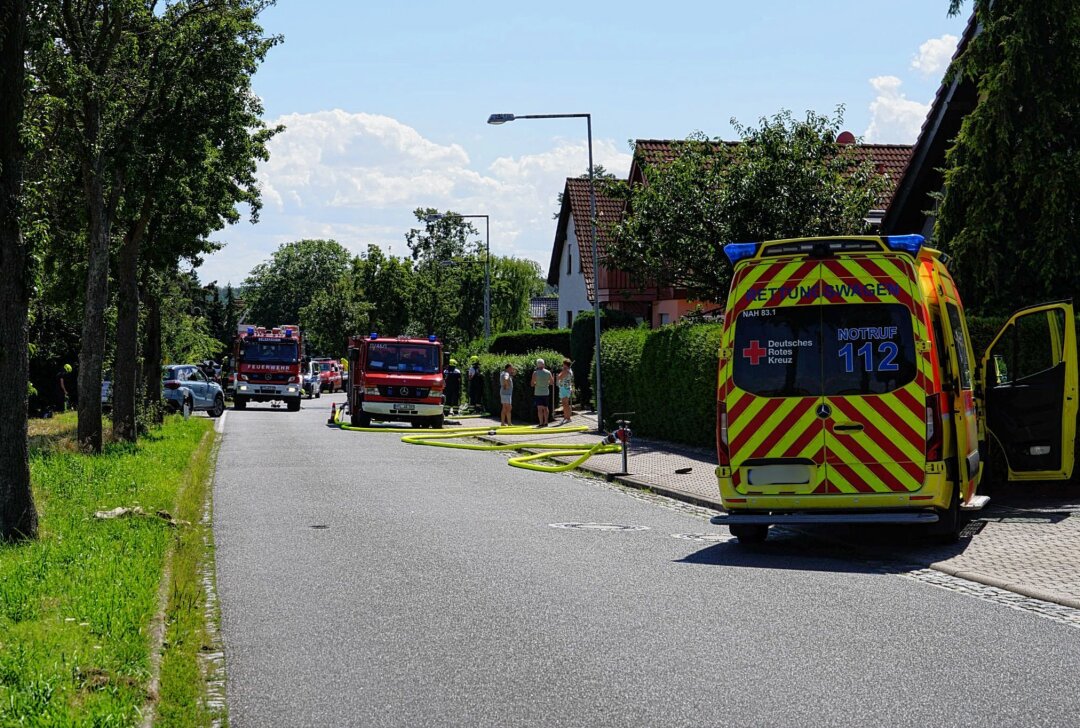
742, 340, 767, 365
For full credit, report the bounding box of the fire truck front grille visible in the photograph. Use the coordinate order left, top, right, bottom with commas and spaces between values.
378, 386, 429, 399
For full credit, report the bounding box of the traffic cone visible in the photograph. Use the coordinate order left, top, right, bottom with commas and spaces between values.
328, 402, 337, 424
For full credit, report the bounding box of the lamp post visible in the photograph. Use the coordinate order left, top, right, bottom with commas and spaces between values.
487, 112, 604, 430
425, 212, 491, 341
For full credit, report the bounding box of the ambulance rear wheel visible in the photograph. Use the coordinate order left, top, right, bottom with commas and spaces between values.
730, 523, 769, 544
933, 482, 963, 544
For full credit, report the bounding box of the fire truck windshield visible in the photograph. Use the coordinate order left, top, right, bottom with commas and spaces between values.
366, 342, 440, 373
240, 341, 299, 364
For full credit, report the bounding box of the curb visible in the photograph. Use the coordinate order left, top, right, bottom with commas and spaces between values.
479, 432, 1080, 614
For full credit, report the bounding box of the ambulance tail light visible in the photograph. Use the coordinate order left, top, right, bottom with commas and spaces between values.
717, 402, 731, 467
926, 396, 944, 461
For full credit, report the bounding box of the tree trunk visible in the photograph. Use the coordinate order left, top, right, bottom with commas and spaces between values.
112, 202, 152, 442
0, 0, 38, 541
112, 228, 140, 441
141, 273, 163, 425
77, 112, 111, 453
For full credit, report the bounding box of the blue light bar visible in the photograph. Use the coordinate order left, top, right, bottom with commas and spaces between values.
369, 332, 378, 340
284, 328, 293, 338
246, 327, 254, 336
428, 334, 437, 342
884, 234, 925, 255
724, 242, 760, 265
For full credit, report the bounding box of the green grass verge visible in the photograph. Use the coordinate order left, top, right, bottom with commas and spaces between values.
0, 412, 217, 726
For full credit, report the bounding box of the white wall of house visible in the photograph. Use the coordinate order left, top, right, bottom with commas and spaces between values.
558, 215, 591, 328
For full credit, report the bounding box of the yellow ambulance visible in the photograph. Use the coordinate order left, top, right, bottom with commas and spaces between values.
711, 235, 1077, 543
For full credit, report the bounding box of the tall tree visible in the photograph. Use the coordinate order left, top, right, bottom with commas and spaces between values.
31, 0, 158, 451
359, 244, 414, 335
243, 239, 354, 326
300, 274, 372, 356
110, 0, 278, 440
607, 110, 887, 301
0, 0, 39, 540
404, 209, 479, 341
936, 1, 1080, 314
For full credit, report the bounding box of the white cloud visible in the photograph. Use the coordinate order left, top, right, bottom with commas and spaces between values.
204, 109, 631, 284
911, 34, 959, 77
864, 75, 930, 144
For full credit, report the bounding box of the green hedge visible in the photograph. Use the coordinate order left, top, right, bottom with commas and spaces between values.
571, 309, 639, 408
463, 350, 567, 423
487, 329, 571, 357
598, 323, 723, 446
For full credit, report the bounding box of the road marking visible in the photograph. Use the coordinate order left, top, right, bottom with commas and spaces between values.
214, 410, 228, 434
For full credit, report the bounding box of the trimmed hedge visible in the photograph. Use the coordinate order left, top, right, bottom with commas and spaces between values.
487, 329, 571, 357
464, 350, 566, 423
571, 309, 639, 408
598, 323, 724, 446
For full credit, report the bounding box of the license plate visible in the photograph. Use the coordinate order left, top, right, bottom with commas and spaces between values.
259, 387, 275, 394
392, 404, 416, 413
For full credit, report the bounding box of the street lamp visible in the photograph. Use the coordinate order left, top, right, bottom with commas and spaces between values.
487, 112, 605, 430
424, 212, 491, 341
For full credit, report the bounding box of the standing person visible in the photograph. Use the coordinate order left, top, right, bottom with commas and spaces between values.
54, 363, 72, 413
530, 358, 552, 427
556, 359, 574, 426
467, 356, 484, 412
443, 358, 463, 415
499, 362, 515, 426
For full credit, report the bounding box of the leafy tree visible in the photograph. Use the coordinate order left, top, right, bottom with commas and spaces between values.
490, 257, 544, 333
0, 0, 39, 540
244, 239, 354, 326
300, 275, 372, 356
936, 0, 1080, 314
159, 270, 224, 365
404, 209, 480, 342
359, 244, 414, 335
607, 109, 888, 301
109, 0, 278, 441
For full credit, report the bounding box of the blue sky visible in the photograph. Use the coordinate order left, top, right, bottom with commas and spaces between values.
199, 1, 969, 286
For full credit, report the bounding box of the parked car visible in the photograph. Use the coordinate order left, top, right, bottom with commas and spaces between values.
302, 361, 322, 399
163, 364, 226, 418
311, 358, 343, 393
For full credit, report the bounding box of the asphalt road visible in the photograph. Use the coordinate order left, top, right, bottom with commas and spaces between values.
214, 395, 1080, 727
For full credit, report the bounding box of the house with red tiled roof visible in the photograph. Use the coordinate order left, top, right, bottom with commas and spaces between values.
548, 137, 915, 328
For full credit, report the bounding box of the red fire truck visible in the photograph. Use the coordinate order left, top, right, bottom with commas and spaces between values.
346, 333, 445, 428
232, 324, 304, 411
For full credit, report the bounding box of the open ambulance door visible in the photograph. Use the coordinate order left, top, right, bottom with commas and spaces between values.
979, 302, 1078, 481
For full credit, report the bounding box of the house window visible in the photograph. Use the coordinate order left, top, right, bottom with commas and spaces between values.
566, 311, 573, 328
567, 250, 572, 275
660, 313, 670, 325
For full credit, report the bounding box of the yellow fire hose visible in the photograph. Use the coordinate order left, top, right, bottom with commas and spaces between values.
331, 406, 621, 473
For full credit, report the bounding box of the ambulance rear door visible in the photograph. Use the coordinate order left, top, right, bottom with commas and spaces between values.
980, 302, 1078, 481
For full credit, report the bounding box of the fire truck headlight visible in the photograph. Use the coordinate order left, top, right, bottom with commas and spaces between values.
287, 386, 297, 393
239, 385, 248, 391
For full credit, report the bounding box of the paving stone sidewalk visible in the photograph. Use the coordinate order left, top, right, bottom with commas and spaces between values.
455, 410, 1080, 610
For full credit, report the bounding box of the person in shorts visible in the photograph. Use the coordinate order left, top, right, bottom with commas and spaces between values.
500, 362, 515, 426
556, 359, 574, 426
530, 358, 552, 427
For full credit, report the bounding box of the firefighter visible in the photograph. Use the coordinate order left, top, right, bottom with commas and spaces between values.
443, 358, 463, 415
467, 355, 484, 412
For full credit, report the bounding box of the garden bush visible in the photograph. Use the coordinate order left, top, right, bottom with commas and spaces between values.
487, 328, 571, 357
598, 322, 724, 446
570, 308, 639, 408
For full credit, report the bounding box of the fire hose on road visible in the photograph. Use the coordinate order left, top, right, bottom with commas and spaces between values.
329, 404, 623, 473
